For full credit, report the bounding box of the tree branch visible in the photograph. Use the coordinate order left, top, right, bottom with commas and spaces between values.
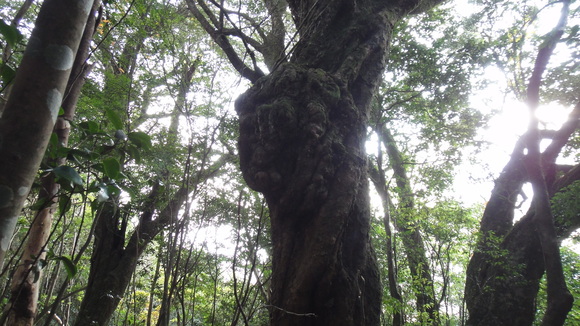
523, 1, 574, 324
185, 0, 264, 82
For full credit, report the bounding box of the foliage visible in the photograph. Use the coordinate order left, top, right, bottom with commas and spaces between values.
552, 180, 580, 235
533, 246, 580, 325
0, 0, 577, 324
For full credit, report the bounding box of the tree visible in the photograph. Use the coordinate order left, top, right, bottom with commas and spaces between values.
189, 0, 447, 324
0, 0, 94, 269
465, 1, 578, 324
2, 2, 100, 324
2, 0, 578, 324
366, 8, 487, 323
370, 126, 440, 324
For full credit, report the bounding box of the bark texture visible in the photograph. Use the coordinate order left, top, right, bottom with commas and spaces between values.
0, 0, 93, 268
237, 63, 381, 325
234, 2, 443, 325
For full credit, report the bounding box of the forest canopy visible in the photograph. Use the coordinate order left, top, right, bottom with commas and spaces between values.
0, 0, 578, 325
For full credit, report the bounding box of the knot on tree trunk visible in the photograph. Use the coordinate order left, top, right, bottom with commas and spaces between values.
236, 63, 364, 215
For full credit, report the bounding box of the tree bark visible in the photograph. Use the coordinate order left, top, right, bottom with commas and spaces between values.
236, 60, 381, 325
234, 2, 443, 325
0, 0, 94, 270
2, 3, 99, 324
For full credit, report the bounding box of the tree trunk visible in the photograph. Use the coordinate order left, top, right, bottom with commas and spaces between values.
0, 0, 94, 269
190, 0, 444, 324
465, 5, 577, 321
2, 3, 99, 324
369, 162, 403, 325
377, 126, 439, 323
235, 3, 442, 325
156, 230, 180, 326
73, 184, 187, 326
146, 245, 162, 326
236, 60, 380, 325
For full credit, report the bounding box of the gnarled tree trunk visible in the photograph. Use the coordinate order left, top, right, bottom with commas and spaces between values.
233, 2, 444, 324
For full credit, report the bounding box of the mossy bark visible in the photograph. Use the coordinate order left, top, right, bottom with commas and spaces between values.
237, 63, 381, 325
234, 1, 444, 324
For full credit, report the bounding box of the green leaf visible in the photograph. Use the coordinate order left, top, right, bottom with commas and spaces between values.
79, 121, 101, 134
90, 199, 101, 215
105, 108, 124, 130
66, 149, 91, 164
52, 166, 84, 186
91, 163, 105, 174
0, 19, 23, 47
49, 132, 59, 147
30, 198, 49, 211
55, 255, 77, 279
128, 131, 152, 150
126, 145, 142, 163
102, 157, 121, 179
569, 25, 579, 38
107, 183, 122, 197
0, 62, 16, 84
55, 146, 72, 158
58, 195, 72, 214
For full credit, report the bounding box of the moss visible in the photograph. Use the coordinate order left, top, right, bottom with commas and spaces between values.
307, 69, 341, 104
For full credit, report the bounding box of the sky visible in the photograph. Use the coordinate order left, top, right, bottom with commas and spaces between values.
447, 0, 577, 209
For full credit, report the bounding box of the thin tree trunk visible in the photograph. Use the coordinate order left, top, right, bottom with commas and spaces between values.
2, 2, 99, 323
2, 0, 34, 63
156, 229, 179, 326
369, 161, 403, 326
0, 0, 35, 116
0, 0, 94, 271
146, 245, 163, 326
374, 125, 439, 324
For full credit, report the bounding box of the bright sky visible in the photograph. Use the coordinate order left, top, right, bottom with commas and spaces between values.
449, 0, 577, 211
452, 83, 574, 212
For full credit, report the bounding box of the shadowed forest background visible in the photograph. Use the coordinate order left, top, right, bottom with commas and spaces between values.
0, 0, 578, 325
